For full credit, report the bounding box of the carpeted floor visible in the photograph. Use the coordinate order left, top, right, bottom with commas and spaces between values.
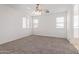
0, 35, 78, 54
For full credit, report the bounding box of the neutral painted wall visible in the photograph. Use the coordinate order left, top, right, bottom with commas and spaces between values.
67, 7, 74, 40
73, 5, 79, 39
32, 12, 67, 38
67, 5, 79, 40
0, 5, 32, 44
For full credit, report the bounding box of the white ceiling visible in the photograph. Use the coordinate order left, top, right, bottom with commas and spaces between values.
2, 4, 73, 15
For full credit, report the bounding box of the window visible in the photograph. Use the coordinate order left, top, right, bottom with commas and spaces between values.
33, 19, 39, 28
73, 5, 79, 38
56, 17, 64, 28
22, 16, 30, 29
22, 17, 26, 29
27, 16, 30, 28
73, 4, 79, 28
73, 15, 79, 28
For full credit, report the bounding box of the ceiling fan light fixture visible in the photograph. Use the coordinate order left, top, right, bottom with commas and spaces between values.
33, 4, 42, 16
32, 4, 50, 16
35, 11, 42, 15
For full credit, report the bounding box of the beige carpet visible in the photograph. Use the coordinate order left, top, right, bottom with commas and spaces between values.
0, 35, 78, 54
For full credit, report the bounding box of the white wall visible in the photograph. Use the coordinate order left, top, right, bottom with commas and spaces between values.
73, 5, 79, 39
32, 12, 67, 38
0, 5, 32, 44
67, 5, 79, 40
67, 6, 74, 40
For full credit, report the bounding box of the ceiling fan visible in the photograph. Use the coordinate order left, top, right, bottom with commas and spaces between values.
32, 4, 50, 16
